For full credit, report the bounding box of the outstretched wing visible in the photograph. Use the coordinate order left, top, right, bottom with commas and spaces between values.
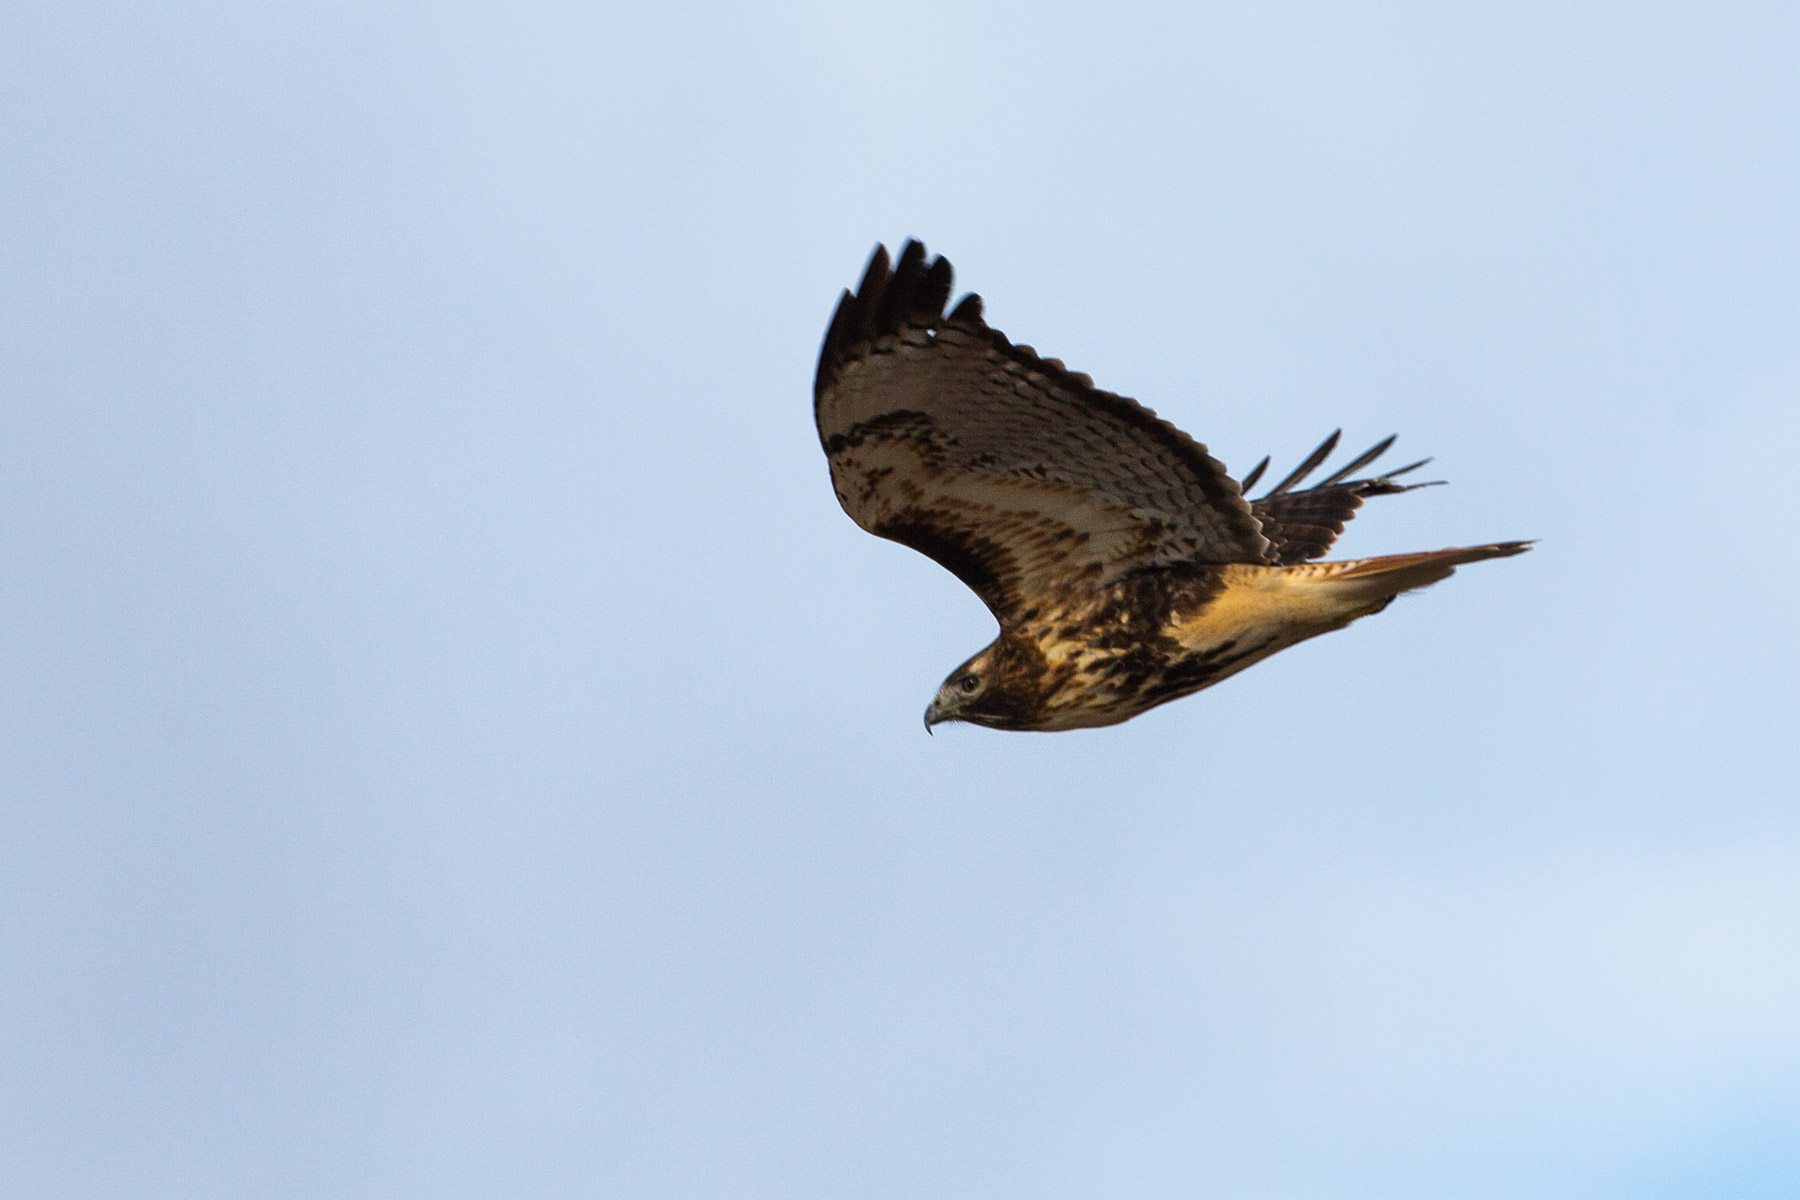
1239, 430, 1440, 565
815, 241, 1268, 627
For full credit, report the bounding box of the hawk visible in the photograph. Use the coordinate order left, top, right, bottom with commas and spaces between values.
814, 240, 1529, 732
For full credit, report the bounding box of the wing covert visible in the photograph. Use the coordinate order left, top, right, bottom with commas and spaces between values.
815, 241, 1270, 625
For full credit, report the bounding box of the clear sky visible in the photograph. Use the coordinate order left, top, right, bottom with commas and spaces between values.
4, 3, 1798, 1197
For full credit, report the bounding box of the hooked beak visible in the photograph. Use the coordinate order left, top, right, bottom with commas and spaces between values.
923, 695, 947, 734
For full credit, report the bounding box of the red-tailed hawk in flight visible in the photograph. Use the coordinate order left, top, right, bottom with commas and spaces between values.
814, 241, 1529, 732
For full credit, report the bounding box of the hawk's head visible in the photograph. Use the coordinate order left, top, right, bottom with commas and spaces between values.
922, 635, 1050, 733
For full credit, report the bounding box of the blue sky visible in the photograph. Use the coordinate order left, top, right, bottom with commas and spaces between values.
4, 3, 1797, 1197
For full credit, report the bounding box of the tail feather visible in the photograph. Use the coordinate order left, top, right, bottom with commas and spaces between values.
1309, 540, 1533, 602
1191, 542, 1532, 666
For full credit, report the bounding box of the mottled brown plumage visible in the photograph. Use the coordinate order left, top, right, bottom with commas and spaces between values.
814, 241, 1529, 731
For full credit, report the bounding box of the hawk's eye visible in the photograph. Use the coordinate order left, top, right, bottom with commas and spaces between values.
958, 674, 981, 695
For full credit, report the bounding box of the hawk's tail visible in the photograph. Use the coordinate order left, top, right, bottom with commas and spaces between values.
1196, 542, 1532, 670
1291, 541, 1532, 619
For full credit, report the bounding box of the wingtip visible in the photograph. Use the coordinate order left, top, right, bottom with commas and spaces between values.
1317, 433, 1397, 486
1239, 455, 1271, 493
1267, 429, 1342, 496
858, 243, 891, 294
948, 291, 984, 324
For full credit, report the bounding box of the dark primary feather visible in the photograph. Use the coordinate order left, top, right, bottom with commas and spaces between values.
1265, 429, 1345, 496
815, 241, 1270, 625
1245, 431, 1440, 565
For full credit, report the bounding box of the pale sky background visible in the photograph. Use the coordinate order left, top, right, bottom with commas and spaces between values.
4, 3, 1799, 1198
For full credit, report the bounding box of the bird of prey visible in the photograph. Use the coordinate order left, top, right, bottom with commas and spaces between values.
814, 240, 1529, 732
